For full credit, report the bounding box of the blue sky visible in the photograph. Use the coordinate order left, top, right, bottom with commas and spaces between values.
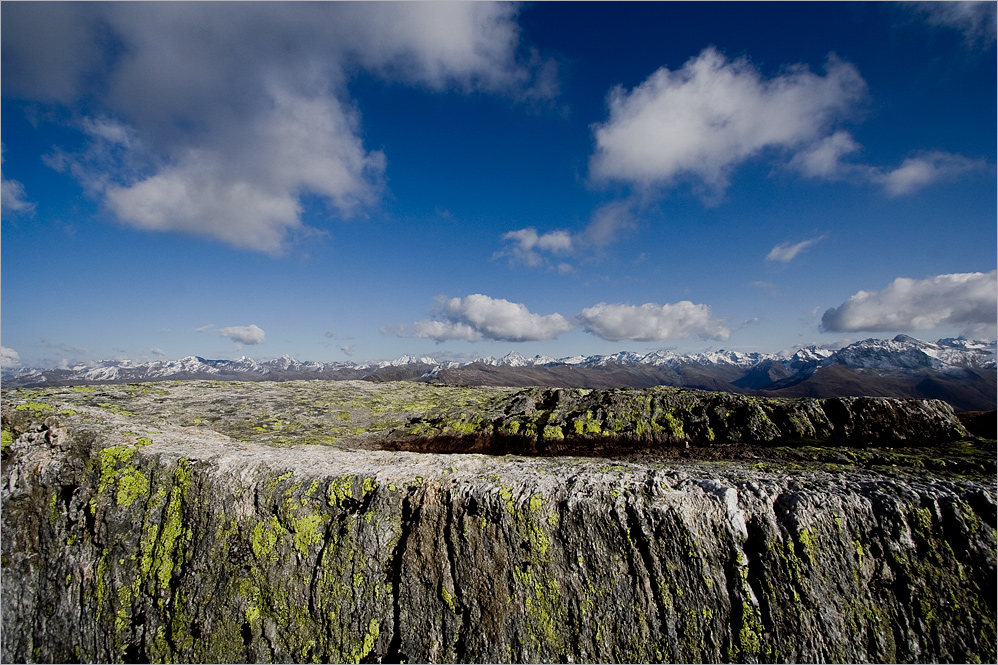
2, 1, 996, 369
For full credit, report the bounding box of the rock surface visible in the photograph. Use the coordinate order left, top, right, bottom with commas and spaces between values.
2, 381, 995, 663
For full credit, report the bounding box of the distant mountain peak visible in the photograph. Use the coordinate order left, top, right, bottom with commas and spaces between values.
3, 335, 994, 410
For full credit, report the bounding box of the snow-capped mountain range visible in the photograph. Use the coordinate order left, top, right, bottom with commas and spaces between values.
3, 335, 995, 411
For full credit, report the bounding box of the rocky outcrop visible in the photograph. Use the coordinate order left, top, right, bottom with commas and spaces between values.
2, 382, 995, 663
390, 386, 970, 456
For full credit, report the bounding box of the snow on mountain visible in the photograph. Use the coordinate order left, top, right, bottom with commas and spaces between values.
481, 352, 556, 367
827, 335, 995, 372
378, 355, 437, 368
2, 336, 994, 389
685, 350, 767, 368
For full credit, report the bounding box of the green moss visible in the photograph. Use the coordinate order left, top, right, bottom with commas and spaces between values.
0, 428, 12, 452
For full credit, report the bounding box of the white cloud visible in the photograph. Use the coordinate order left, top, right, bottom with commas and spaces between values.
150, 348, 166, 358
1, 172, 33, 214
494, 228, 574, 267
874, 152, 988, 197
495, 199, 639, 269
766, 235, 826, 263
787, 131, 862, 179
217, 324, 267, 345
1, 346, 22, 369
395, 294, 575, 342
4, 3, 553, 254
579, 199, 639, 248
789, 133, 989, 196
1, 145, 34, 214
589, 47, 866, 196
821, 271, 998, 333
578, 301, 731, 342
909, 1, 997, 47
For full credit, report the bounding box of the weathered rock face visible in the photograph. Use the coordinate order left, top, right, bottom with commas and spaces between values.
390, 386, 972, 455
2, 382, 995, 663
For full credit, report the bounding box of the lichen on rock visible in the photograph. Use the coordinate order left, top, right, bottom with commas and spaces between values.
1, 381, 995, 663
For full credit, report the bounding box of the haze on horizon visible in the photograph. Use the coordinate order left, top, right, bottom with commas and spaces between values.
2, 2, 995, 370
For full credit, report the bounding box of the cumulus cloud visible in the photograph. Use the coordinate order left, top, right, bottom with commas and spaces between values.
394, 294, 576, 342
2, 3, 554, 254
592, 46, 987, 202
766, 235, 826, 263
821, 271, 997, 333
217, 324, 267, 345
496, 199, 639, 269
578, 302, 731, 342
1, 346, 22, 369
589, 47, 866, 196
494, 228, 574, 267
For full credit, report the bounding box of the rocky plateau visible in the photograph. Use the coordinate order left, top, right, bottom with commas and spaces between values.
1, 380, 995, 663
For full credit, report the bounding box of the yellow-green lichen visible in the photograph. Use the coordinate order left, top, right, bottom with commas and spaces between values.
328, 475, 357, 507
251, 515, 283, 561
14, 401, 53, 416
148, 461, 193, 592
662, 412, 685, 439
290, 511, 327, 555
115, 467, 150, 507
345, 619, 380, 664
542, 424, 564, 439
440, 584, 457, 613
